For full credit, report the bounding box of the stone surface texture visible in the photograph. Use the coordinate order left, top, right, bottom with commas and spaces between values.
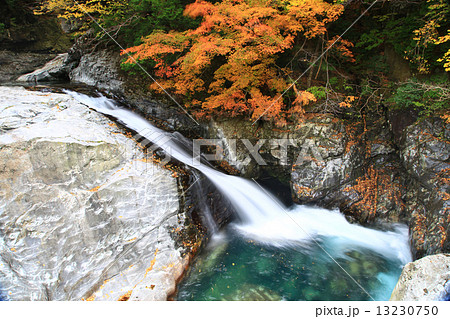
16, 53, 71, 82
69, 50, 124, 93
0, 86, 188, 301
390, 254, 450, 301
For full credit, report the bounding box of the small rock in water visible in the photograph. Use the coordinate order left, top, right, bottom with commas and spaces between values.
330, 277, 349, 292
362, 261, 378, 276
349, 262, 361, 276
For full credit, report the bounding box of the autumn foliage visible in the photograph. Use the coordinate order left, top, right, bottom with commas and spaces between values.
409, 0, 450, 73
122, 0, 344, 125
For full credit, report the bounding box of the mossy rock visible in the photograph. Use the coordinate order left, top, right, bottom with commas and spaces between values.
330, 277, 349, 292
1, 17, 71, 52
349, 261, 361, 276
362, 261, 378, 276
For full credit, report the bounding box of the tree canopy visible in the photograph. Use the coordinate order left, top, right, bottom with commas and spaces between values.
122, 0, 345, 125
35, 0, 450, 124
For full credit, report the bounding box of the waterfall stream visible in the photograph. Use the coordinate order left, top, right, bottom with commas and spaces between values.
67, 91, 412, 300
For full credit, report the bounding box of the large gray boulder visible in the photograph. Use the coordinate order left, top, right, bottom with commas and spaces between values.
69, 50, 123, 93
16, 53, 72, 82
390, 254, 450, 301
0, 86, 189, 300
0, 51, 58, 83
15, 47, 123, 94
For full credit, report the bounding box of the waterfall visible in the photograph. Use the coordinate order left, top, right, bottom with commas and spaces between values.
67, 91, 412, 265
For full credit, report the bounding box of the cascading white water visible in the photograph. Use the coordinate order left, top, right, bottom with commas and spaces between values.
67, 91, 412, 265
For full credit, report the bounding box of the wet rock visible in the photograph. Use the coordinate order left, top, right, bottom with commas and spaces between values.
255, 257, 278, 276
330, 278, 349, 292
400, 117, 450, 258
349, 262, 361, 276
290, 117, 359, 205
288, 114, 412, 229
0, 50, 56, 83
16, 53, 74, 82
69, 49, 124, 93
390, 254, 450, 301
401, 117, 450, 187
291, 113, 449, 257
303, 287, 321, 301
209, 115, 405, 224
0, 86, 191, 301
207, 116, 350, 183
196, 239, 228, 271
292, 114, 448, 257
124, 96, 205, 138
288, 115, 405, 223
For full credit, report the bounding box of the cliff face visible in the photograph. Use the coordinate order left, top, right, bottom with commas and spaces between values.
291, 114, 449, 259
0, 86, 199, 300
400, 117, 450, 258
208, 112, 449, 260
